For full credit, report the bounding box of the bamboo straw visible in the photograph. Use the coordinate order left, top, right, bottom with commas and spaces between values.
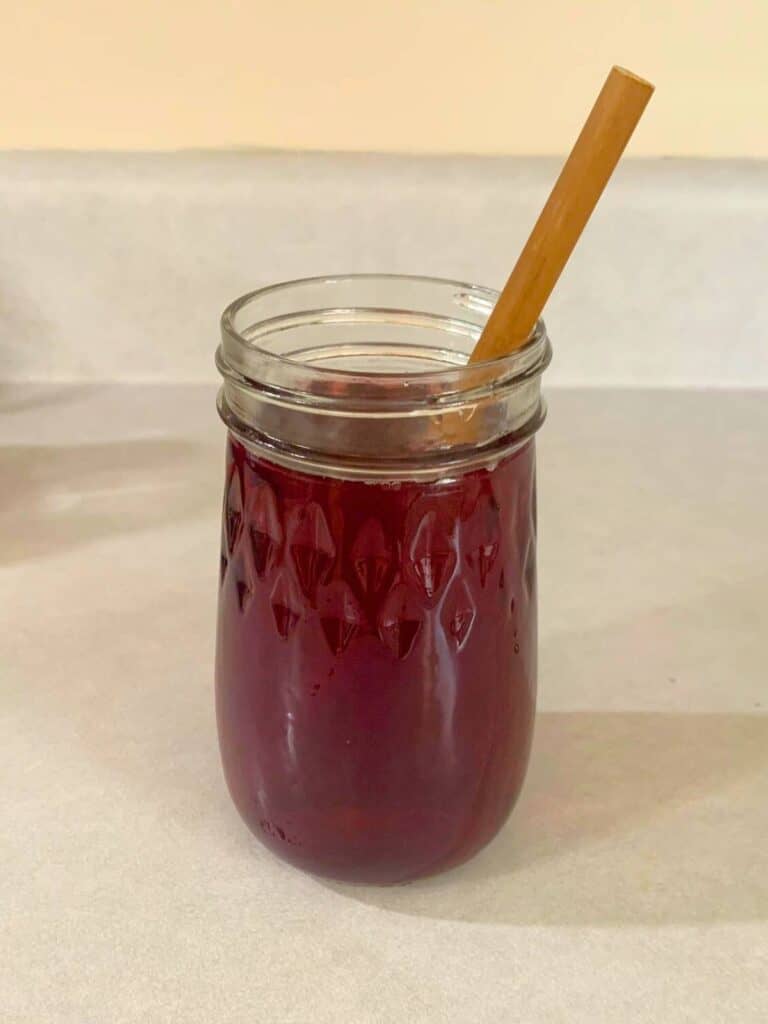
470, 66, 654, 363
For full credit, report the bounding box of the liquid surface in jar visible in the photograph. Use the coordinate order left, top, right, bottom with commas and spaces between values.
216, 435, 537, 883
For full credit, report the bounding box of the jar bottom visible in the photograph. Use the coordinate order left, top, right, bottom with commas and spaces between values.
222, 762, 533, 885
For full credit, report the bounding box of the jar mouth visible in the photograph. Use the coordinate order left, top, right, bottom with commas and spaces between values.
217, 274, 550, 479
219, 274, 550, 410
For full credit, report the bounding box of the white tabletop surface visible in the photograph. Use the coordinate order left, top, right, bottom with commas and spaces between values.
2, 383, 766, 1023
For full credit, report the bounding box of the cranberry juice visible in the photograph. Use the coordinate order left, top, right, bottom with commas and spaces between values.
216, 435, 537, 883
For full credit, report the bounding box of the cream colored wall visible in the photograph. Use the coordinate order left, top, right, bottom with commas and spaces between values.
2, 0, 765, 155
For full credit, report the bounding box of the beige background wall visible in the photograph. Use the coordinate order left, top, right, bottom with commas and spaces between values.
2, 0, 765, 155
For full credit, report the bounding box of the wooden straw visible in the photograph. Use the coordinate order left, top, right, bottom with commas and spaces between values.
470, 66, 654, 363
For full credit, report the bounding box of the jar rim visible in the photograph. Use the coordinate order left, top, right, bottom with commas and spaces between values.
219, 274, 549, 406
216, 274, 550, 479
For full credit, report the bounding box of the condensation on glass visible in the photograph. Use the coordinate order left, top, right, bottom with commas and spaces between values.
215, 276, 551, 883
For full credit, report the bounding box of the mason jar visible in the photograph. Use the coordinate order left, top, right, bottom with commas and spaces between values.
215, 275, 550, 884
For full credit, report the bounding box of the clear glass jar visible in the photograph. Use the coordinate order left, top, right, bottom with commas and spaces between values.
215, 275, 550, 884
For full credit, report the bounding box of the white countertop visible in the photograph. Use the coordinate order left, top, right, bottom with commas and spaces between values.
2, 383, 767, 1022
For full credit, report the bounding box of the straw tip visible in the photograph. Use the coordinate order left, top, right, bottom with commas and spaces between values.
610, 65, 655, 94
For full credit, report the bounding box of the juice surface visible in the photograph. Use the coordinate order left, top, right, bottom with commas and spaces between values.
216, 435, 537, 883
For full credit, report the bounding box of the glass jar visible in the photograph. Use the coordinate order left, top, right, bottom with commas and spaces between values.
215, 275, 550, 884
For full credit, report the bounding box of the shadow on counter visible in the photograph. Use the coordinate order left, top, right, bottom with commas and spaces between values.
323, 709, 768, 927
0, 438, 219, 565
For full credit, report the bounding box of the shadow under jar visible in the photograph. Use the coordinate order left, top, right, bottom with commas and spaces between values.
215, 275, 551, 884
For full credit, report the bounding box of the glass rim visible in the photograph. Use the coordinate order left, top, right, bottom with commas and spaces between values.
216, 274, 550, 477
219, 273, 549, 398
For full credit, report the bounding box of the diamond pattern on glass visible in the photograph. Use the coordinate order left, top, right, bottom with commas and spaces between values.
270, 572, 302, 640
318, 580, 363, 655
351, 517, 392, 597
224, 466, 243, 555
247, 480, 283, 578
523, 539, 536, 602
407, 510, 456, 601
288, 502, 336, 601
378, 582, 423, 660
441, 577, 476, 650
236, 578, 253, 613
465, 492, 500, 587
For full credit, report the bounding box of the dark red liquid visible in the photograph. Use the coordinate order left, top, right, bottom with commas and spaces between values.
216, 436, 537, 883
